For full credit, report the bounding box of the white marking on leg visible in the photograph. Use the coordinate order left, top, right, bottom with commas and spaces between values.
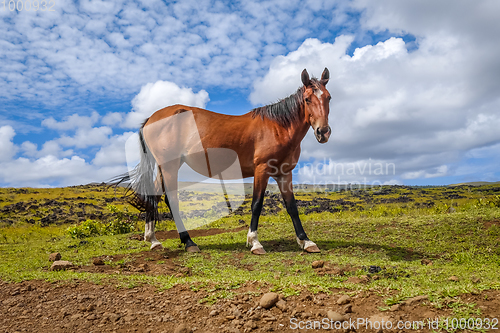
247, 230, 264, 252
144, 222, 162, 249
296, 237, 316, 250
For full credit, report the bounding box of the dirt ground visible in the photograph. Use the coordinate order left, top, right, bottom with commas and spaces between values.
1, 273, 499, 333
1, 225, 499, 333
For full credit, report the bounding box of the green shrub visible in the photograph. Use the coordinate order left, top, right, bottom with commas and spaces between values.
67, 205, 136, 239
67, 219, 102, 239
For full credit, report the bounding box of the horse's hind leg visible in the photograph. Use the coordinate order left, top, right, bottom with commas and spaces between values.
275, 173, 320, 253
143, 168, 165, 250
144, 195, 163, 250
160, 164, 200, 252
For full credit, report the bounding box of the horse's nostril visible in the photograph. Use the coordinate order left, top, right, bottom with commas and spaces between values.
316, 127, 321, 136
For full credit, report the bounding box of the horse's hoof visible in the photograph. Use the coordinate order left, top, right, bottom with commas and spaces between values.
304, 245, 321, 253
251, 247, 266, 255
150, 242, 163, 251
186, 245, 200, 253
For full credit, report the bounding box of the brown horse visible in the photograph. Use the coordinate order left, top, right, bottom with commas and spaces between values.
117, 68, 331, 254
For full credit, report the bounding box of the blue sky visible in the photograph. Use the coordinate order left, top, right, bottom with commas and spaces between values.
1, 0, 500, 187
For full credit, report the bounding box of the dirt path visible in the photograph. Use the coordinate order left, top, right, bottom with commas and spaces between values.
1, 279, 499, 333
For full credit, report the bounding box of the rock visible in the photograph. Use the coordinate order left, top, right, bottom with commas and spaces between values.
275, 299, 287, 311
93, 258, 104, 266
209, 310, 218, 317
389, 304, 401, 312
449, 276, 459, 282
311, 260, 324, 269
448, 206, 456, 213
337, 295, 351, 305
327, 310, 346, 322
359, 275, 370, 283
50, 260, 73, 271
49, 253, 61, 261
174, 323, 192, 333
260, 292, 279, 309
342, 304, 353, 314
471, 276, 481, 283
368, 314, 391, 328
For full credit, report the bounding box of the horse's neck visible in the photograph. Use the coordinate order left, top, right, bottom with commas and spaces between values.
284, 108, 310, 147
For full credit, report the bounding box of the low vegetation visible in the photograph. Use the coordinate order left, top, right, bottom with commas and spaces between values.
1, 183, 499, 330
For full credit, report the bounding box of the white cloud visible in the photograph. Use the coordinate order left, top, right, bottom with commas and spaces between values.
0, 126, 17, 162
0, 126, 127, 187
42, 111, 100, 131
58, 126, 113, 149
101, 112, 123, 126
123, 80, 209, 128
250, 25, 500, 183
92, 132, 134, 166
0, 0, 348, 106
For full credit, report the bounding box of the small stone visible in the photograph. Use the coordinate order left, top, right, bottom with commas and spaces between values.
342, 304, 353, 314
275, 299, 287, 311
209, 310, 218, 317
327, 310, 346, 322
174, 323, 192, 333
360, 275, 370, 283
448, 276, 459, 282
337, 295, 351, 305
311, 260, 324, 269
390, 304, 401, 312
93, 258, 104, 266
49, 253, 61, 261
87, 314, 97, 321
50, 260, 73, 271
369, 314, 391, 330
471, 277, 481, 283
260, 292, 279, 309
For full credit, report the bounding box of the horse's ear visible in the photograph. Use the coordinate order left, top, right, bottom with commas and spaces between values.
320, 68, 329, 86
301, 69, 310, 87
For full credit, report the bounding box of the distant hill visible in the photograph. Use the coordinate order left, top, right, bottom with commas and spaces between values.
449, 181, 500, 186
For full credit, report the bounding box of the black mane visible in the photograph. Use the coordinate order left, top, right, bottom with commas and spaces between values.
251, 78, 321, 127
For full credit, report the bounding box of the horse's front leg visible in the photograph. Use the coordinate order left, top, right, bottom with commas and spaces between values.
275, 173, 320, 253
247, 167, 269, 255
160, 164, 200, 252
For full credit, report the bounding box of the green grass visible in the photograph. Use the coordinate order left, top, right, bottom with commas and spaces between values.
1, 184, 500, 318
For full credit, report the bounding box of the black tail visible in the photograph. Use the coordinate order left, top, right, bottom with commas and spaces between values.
108, 126, 160, 220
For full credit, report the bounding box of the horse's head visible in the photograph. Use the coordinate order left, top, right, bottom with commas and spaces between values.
301, 68, 331, 143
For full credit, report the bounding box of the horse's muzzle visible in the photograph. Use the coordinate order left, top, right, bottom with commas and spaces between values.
315, 126, 331, 143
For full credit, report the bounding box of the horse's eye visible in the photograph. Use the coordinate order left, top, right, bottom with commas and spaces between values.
305, 97, 311, 103
327, 96, 331, 101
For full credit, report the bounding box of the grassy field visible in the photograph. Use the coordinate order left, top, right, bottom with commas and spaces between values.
1, 184, 500, 328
